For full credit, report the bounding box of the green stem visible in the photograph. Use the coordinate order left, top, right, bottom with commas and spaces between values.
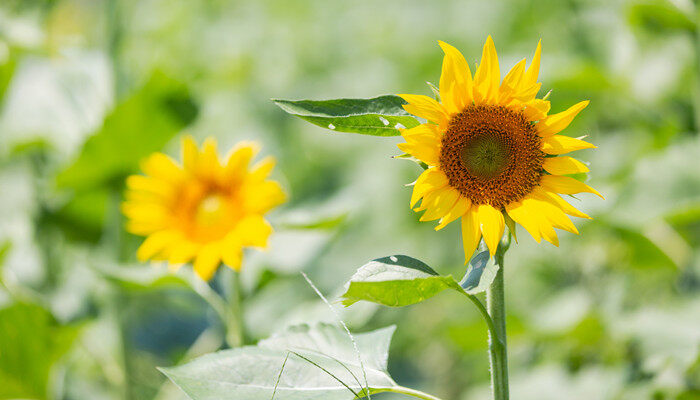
226, 270, 245, 347
486, 241, 510, 400
385, 385, 444, 400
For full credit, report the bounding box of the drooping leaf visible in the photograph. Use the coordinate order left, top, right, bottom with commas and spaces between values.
160, 323, 398, 400
56, 71, 198, 190
97, 264, 191, 292
459, 250, 500, 295
272, 95, 420, 136
0, 302, 78, 400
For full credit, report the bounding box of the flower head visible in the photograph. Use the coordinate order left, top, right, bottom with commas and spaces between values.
123, 136, 286, 280
398, 37, 603, 261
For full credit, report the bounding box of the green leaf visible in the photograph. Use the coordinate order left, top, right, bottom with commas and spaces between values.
56, 71, 198, 190
341, 253, 499, 308
459, 250, 499, 295
160, 323, 398, 400
340, 255, 462, 307
0, 302, 78, 399
272, 95, 420, 137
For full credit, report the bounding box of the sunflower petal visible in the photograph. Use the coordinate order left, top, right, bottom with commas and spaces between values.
522, 98, 551, 121
540, 175, 604, 198
541, 135, 596, 155
410, 168, 449, 208
438, 40, 473, 107
543, 156, 590, 175
436, 196, 471, 231
398, 94, 449, 125
182, 136, 199, 171
531, 187, 591, 219
477, 204, 504, 257
538, 101, 589, 137
136, 230, 181, 261
193, 243, 221, 281
473, 36, 500, 104
521, 39, 541, 90
419, 187, 460, 221
461, 206, 481, 264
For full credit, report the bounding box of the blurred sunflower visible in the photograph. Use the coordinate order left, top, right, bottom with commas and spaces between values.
122, 137, 286, 280
398, 37, 603, 261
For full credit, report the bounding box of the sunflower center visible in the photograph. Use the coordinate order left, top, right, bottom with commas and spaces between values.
440, 105, 544, 209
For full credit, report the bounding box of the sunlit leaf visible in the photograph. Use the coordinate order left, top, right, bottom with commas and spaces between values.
272, 95, 420, 136
160, 324, 398, 400
628, 0, 696, 34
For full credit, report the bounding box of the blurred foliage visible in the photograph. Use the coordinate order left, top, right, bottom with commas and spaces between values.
0, 0, 698, 399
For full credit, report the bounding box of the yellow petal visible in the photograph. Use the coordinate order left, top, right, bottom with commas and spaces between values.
198, 137, 222, 179
125, 175, 173, 199
397, 141, 440, 166
224, 141, 260, 180
521, 39, 541, 90
505, 200, 542, 243
167, 240, 201, 264
538, 101, 589, 137
243, 180, 287, 213
541, 135, 596, 155
438, 40, 473, 108
461, 206, 481, 264
540, 175, 604, 198
222, 246, 243, 271
193, 243, 221, 281
248, 156, 276, 182
419, 187, 460, 221
409, 167, 449, 208
435, 196, 471, 231
136, 230, 181, 261
542, 156, 590, 175
504, 212, 518, 243
531, 187, 591, 219
473, 36, 500, 104
182, 135, 199, 171
477, 204, 504, 257
235, 215, 273, 248
522, 98, 551, 122
499, 59, 526, 102
398, 94, 449, 125
141, 153, 185, 183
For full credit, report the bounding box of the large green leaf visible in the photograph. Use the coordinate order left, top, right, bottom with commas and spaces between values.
56, 71, 198, 190
160, 324, 398, 400
341, 253, 498, 308
272, 95, 420, 136
0, 302, 78, 400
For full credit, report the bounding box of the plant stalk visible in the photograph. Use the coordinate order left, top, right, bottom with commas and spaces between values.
226, 269, 245, 347
486, 240, 510, 400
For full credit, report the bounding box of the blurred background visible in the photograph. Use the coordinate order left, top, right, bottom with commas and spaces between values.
0, 0, 699, 399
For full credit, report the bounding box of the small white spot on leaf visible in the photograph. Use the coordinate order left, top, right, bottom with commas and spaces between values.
328, 123, 335, 129
379, 116, 390, 126
394, 123, 405, 129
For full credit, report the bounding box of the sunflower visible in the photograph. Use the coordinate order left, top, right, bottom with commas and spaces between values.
122, 136, 286, 280
398, 37, 603, 261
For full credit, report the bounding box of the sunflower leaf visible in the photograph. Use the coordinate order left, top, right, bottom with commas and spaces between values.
340, 255, 467, 307
459, 250, 499, 295
160, 323, 400, 400
272, 95, 420, 137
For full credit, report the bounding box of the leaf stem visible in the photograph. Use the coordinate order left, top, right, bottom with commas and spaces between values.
486, 235, 511, 400
385, 385, 444, 400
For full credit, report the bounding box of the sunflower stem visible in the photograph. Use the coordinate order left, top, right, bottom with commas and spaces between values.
486, 234, 510, 400
225, 269, 245, 347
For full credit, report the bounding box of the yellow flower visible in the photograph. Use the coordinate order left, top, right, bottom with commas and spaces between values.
398, 37, 603, 261
122, 136, 286, 280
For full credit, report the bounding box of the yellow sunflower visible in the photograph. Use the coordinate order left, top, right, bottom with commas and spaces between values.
398, 37, 603, 261
122, 136, 286, 280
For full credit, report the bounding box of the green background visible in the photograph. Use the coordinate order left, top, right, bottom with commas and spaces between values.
0, 0, 698, 399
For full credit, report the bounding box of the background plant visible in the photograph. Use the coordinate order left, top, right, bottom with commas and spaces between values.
0, 0, 699, 399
